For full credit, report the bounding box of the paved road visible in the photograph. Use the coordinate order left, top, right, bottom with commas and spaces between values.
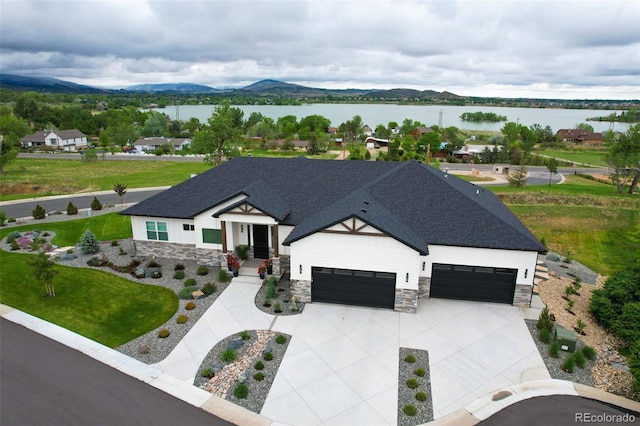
0, 319, 232, 426
0, 189, 164, 219
480, 394, 639, 425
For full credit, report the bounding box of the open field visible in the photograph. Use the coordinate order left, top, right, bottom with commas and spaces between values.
0, 158, 210, 201
536, 148, 607, 167
0, 215, 175, 347
242, 149, 338, 159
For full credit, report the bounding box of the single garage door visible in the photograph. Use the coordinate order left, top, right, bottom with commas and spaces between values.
430, 263, 517, 304
311, 267, 396, 309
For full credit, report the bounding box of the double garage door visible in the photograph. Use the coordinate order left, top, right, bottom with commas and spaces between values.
311, 267, 396, 309
430, 263, 517, 304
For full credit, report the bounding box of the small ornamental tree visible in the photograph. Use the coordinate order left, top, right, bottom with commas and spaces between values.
80, 229, 100, 254
113, 183, 127, 205
28, 251, 58, 297
66, 202, 78, 215
32, 204, 46, 220
91, 197, 103, 211
0, 209, 6, 226
507, 164, 528, 187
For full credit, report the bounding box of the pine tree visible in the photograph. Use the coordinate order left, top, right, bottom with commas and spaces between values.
90, 197, 103, 211
80, 229, 100, 254
507, 164, 528, 187
66, 202, 78, 215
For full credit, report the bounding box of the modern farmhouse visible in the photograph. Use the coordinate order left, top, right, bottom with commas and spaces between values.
121, 157, 546, 313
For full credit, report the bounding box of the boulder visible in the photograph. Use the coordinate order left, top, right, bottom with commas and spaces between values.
228, 339, 244, 350
547, 253, 561, 262
145, 267, 161, 278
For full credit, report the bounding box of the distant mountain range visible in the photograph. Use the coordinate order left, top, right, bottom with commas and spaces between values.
0, 74, 460, 99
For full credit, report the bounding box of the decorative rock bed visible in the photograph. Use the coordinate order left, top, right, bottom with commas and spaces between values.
398, 347, 433, 425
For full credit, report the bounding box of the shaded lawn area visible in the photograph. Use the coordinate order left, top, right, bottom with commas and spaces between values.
1, 158, 210, 201
509, 205, 639, 276
0, 213, 132, 247
0, 214, 177, 348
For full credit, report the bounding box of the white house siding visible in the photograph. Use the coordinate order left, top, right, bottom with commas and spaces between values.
277, 225, 294, 256
419, 244, 538, 305
130, 216, 198, 260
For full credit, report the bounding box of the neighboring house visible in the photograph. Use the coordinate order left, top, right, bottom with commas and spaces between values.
271, 139, 309, 150
361, 125, 373, 137
20, 129, 88, 151
364, 137, 389, 148
327, 127, 338, 135
121, 157, 545, 313
452, 144, 502, 160
556, 129, 604, 145
410, 126, 434, 139
133, 137, 191, 152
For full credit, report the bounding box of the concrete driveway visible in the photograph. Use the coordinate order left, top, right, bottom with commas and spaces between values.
155, 276, 548, 425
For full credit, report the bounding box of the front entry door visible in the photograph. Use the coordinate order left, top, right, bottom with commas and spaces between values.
253, 225, 269, 259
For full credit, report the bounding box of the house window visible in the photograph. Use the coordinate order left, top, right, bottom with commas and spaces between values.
146, 221, 168, 241
202, 228, 222, 244
183, 224, 195, 231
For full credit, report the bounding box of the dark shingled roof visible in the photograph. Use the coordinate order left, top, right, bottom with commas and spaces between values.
121, 157, 546, 253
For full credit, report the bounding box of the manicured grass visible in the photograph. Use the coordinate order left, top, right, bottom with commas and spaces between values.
0, 251, 178, 347
491, 174, 633, 200
536, 149, 606, 167
241, 149, 338, 159
1, 158, 210, 200
0, 214, 174, 347
509, 205, 638, 276
0, 213, 132, 247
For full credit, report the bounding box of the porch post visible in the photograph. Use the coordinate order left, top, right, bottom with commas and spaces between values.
221, 220, 227, 253
273, 224, 279, 257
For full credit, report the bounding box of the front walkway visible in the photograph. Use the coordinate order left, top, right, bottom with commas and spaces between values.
155, 276, 549, 425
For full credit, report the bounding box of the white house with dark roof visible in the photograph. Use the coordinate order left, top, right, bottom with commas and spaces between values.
20, 129, 88, 151
133, 137, 191, 152
121, 157, 546, 313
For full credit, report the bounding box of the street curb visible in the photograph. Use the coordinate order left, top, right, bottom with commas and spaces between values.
0, 304, 273, 426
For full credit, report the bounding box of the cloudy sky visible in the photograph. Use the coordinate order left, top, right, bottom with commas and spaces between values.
1, 0, 639, 99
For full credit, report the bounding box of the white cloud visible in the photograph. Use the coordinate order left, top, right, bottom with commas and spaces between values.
1, 0, 638, 99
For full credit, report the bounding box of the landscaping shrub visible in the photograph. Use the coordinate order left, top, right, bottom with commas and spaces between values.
235, 245, 249, 259
562, 355, 576, 373
574, 351, 586, 368
537, 306, 553, 332
66, 202, 78, 215
275, 335, 286, 344
266, 276, 277, 300
404, 354, 416, 363
413, 368, 426, 377
196, 265, 209, 276
274, 303, 282, 313
7, 231, 21, 241
613, 302, 640, 344
178, 286, 198, 299
176, 314, 188, 324
240, 330, 250, 341
220, 348, 237, 363
173, 270, 185, 280
415, 392, 427, 402
201, 368, 214, 379
118, 246, 126, 255
32, 204, 46, 220
202, 282, 217, 296
548, 341, 561, 358
111, 240, 119, 247
147, 260, 160, 268
7, 217, 16, 223
538, 328, 552, 344
406, 378, 419, 389
403, 404, 417, 416
233, 383, 249, 399
10, 241, 20, 250
184, 278, 197, 287
174, 263, 185, 271
582, 346, 597, 360
218, 269, 230, 282
253, 372, 265, 381
185, 301, 196, 310
590, 267, 640, 329
263, 352, 274, 361
629, 339, 640, 392
0, 209, 5, 226
158, 329, 170, 338
254, 360, 264, 370
91, 196, 103, 211
80, 230, 100, 254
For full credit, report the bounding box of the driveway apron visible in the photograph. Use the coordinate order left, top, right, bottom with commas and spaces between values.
154, 276, 548, 425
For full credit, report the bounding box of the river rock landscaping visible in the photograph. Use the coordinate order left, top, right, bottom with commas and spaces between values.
254, 273, 304, 316
398, 347, 433, 425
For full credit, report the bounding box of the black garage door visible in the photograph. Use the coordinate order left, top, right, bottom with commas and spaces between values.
430, 263, 517, 304
311, 267, 396, 309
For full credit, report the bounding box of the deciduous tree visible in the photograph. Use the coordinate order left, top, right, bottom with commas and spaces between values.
28, 252, 58, 297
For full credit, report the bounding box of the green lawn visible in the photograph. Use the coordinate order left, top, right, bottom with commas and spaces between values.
1, 158, 210, 201
509, 205, 638, 276
536, 149, 606, 167
0, 214, 176, 347
241, 149, 338, 159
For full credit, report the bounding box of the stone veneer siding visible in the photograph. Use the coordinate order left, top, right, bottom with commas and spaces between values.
418, 277, 431, 298
290, 280, 311, 303
394, 288, 418, 313
196, 247, 222, 267
513, 283, 533, 306
135, 240, 197, 260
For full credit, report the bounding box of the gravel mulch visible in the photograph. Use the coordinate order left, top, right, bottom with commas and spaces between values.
194, 330, 291, 414
253, 272, 304, 316
543, 251, 598, 284
398, 347, 433, 425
